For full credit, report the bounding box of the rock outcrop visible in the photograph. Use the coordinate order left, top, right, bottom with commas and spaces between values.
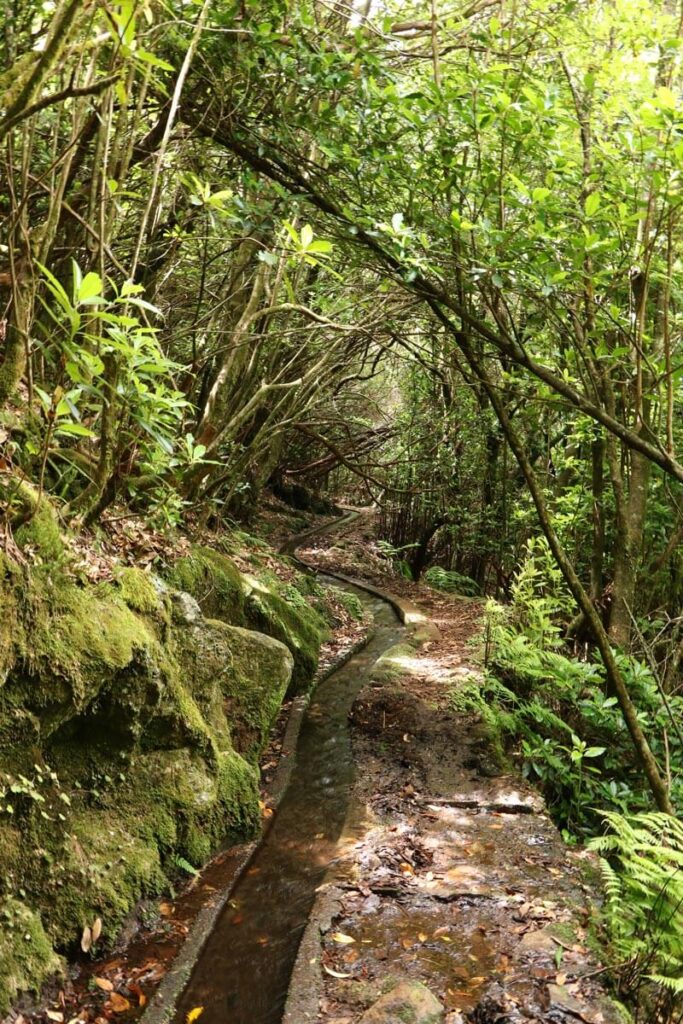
0, 512, 319, 1011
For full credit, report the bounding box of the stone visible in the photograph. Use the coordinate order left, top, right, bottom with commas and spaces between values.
519, 926, 558, 952
359, 980, 445, 1024
171, 590, 204, 625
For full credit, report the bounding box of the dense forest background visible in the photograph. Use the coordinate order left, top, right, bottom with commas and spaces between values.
2, 0, 683, 1016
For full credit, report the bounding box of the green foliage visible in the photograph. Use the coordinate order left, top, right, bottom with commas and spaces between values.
336, 589, 364, 622
509, 538, 574, 649
35, 263, 189, 489
425, 566, 481, 597
590, 813, 683, 1008
482, 547, 683, 836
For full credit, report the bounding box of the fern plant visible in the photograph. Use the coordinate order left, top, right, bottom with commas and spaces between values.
589, 812, 683, 1009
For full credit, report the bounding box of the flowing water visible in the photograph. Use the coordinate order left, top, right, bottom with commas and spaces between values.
173, 587, 402, 1024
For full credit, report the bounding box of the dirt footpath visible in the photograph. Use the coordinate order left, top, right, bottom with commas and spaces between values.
284, 572, 625, 1024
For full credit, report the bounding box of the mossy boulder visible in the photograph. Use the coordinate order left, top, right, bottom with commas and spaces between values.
39, 810, 166, 946
174, 616, 293, 759
241, 572, 327, 693
0, 508, 298, 1010
166, 547, 246, 624
168, 547, 328, 694
0, 899, 63, 1014
115, 567, 164, 616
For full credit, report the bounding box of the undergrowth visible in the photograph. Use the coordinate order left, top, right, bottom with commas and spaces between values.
590, 813, 683, 1017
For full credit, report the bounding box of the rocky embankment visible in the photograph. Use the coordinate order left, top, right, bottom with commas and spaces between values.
0, 502, 332, 1012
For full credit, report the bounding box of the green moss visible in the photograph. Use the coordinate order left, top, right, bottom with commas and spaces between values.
336, 589, 364, 621
596, 996, 633, 1024
0, 553, 21, 680
0, 824, 22, 898
168, 545, 327, 694
0, 481, 64, 566
242, 573, 327, 693
448, 680, 510, 771
0, 522, 306, 1000
116, 747, 260, 868
115, 568, 161, 615
15, 505, 64, 564
167, 547, 246, 625
0, 899, 63, 1014
213, 622, 293, 757
40, 810, 165, 946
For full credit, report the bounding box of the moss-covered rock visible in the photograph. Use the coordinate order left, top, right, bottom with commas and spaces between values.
168, 546, 329, 694
166, 547, 245, 625
174, 616, 293, 759
0, 511, 300, 1009
0, 899, 63, 1014
241, 573, 327, 693
115, 567, 163, 616
41, 810, 166, 945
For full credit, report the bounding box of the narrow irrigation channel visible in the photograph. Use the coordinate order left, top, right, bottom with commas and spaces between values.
170, 583, 403, 1024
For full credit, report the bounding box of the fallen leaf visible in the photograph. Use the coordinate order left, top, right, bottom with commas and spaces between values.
108, 994, 131, 1014
418, 932, 428, 942
46, 1013, 64, 1022
186, 1009, 204, 1024
94, 978, 113, 992
128, 982, 147, 1007
330, 932, 355, 945
322, 965, 353, 979
159, 902, 174, 917
556, 972, 567, 986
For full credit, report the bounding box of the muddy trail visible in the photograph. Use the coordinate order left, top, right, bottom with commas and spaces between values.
279, 519, 623, 1024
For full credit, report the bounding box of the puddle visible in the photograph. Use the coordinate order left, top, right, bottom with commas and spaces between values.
324, 904, 500, 1012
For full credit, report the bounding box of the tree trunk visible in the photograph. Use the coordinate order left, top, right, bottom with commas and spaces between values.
609, 448, 651, 647
590, 435, 605, 601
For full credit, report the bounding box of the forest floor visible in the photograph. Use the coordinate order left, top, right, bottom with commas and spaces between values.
285, 512, 624, 1024
6, 503, 624, 1024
